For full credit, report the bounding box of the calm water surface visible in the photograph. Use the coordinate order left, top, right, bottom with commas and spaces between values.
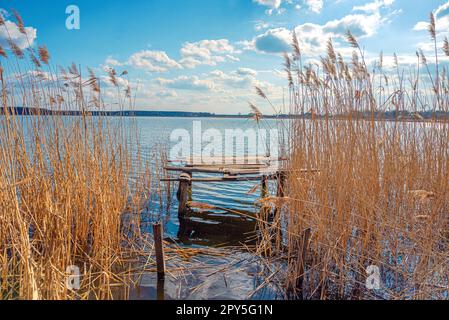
132, 117, 283, 300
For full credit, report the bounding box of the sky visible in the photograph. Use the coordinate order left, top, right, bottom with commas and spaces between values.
0, 0, 447, 114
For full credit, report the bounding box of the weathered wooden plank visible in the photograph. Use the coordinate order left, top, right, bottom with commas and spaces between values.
161, 175, 280, 183
185, 163, 268, 169
165, 166, 280, 175
169, 156, 288, 165
177, 173, 192, 216
152, 222, 165, 280
261, 175, 269, 198
296, 228, 311, 300
165, 166, 319, 174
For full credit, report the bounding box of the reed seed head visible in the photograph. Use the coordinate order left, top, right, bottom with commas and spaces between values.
38, 46, 50, 64
12, 9, 26, 35
429, 13, 436, 41
8, 40, 24, 59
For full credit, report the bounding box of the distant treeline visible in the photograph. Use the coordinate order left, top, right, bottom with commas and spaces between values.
1, 107, 449, 120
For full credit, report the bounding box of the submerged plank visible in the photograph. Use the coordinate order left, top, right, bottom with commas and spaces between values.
161, 173, 280, 182
169, 156, 287, 165
164, 166, 281, 175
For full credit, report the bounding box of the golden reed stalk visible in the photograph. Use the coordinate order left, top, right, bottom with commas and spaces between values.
0, 11, 151, 300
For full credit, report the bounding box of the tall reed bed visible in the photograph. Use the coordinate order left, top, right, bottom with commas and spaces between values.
255, 14, 449, 299
0, 12, 151, 299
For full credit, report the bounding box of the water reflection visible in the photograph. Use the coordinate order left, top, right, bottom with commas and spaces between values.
177, 210, 257, 247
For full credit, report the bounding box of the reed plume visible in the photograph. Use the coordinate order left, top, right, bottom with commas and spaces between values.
38, 46, 50, 65
259, 18, 449, 300
0, 18, 153, 300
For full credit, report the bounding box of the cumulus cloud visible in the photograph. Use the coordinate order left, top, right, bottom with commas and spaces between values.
414, 1, 449, 34
353, 0, 394, 13
236, 68, 258, 77
155, 90, 178, 98
254, 28, 292, 53
324, 12, 387, 38
157, 76, 214, 91
156, 68, 262, 94
254, 20, 272, 31
253, 0, 282, 9
100, 74, 130, 88
253, 0, 285, 15
304, 0, 323, 14
208, 69, 256, 89
179, 39, 239, 68
0, 10, 37, 49
250, 0, 396, 55
105, 39, 238, 73
104, 56, 123, 67
127, 50, 182, 73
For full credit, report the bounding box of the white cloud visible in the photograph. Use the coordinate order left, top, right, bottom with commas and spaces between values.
155, 90, 178, 98
156, 68, 263, 94
105, 39, 238, 73
0, 11, 37, 50
180, 39, 238, 68
105, 56, 123, 67
127, 50, 182, 73
250, 0, 396, 55
157, 75, 214, 91
323, 12, 387, 38
100, 74, 130, 88
236, 68, 258, 77
304, 0, 323, 14
253, 0, 282, 9
253, 28, 292, 53
254, 20, 272, 31
253, 0, 286, 15
209, 69, 256, 89
353, 0, 394, 13
414, 1, 449, 34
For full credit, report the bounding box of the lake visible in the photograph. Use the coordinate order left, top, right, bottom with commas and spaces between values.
128, 117, 285, 300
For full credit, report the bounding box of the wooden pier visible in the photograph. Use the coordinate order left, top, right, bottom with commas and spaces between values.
161, 156, 289, 216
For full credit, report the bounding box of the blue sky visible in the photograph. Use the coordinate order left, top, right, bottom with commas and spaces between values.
0, 0, 447, 114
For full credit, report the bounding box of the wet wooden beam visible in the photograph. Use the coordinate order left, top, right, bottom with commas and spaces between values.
165, 166, 319, 175
296, 228, 311, 300
161, 174, 280, 183
185, 163, 267, 168
270, 172, 286, 222
177, 172, 192, 217
261, 175, 269, 198
152, 222, 165, 280
169, 156, 288, 165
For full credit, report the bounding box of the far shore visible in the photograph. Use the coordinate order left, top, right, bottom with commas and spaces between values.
2, 107, 449, 122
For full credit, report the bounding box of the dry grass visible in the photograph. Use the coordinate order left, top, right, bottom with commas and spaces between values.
254, 16, 449, 299
0, 12, 153, 300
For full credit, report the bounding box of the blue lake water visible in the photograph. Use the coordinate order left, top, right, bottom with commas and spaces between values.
10, 115, 284, 299
130, 117, 285, 299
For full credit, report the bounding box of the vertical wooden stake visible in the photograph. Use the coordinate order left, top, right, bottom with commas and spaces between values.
156, 278, 165, 301
276, 171, 286, 198
297, 228, 311, 299
271, 172, 286, 222
152, 222, 165, 280
177, 172, 192, 217
261, 175, 269, 198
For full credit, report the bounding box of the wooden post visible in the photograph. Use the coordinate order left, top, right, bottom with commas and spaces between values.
296, 228, 311, 299
152, 222, 165, 280
276, 171, 286, 198
259, 175, 270, 235
271, 171, 286, 222
177, 172, 192, 217
261, 175, 269, 198
156, 278, 165, 301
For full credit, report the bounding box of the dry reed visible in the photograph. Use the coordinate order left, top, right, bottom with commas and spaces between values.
255, 14, 449, 300
0, 11, 153, 300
